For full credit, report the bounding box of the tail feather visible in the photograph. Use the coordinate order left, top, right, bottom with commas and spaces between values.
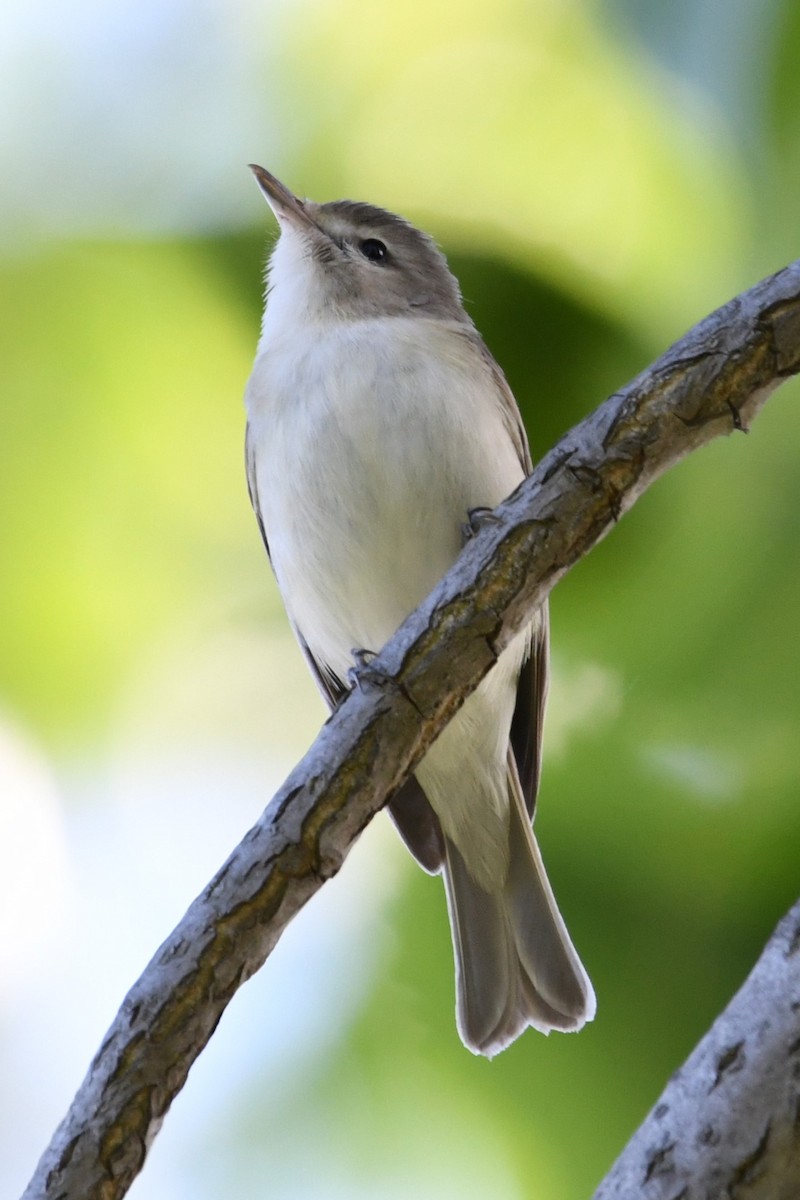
444, 840, 517, 1050
443, 765, 595, 1057
505, 772, 595, 1024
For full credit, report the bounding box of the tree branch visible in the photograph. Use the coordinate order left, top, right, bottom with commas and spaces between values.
24, 263, 800, 1199
592, 899, 800, 1199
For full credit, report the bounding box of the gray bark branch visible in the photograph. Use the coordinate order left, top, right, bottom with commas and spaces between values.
23, 262, 800, 1199
592, 899, 800, 1199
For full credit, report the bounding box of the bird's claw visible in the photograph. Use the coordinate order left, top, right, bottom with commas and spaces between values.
461, 505, 501, 544
348, 647, 390, 691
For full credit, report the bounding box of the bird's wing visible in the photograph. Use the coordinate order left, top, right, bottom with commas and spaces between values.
460, 330, 548, 819
293, 628, 445, 872
461, 329, 534, 474
245, 421, 271, 565
510, 606, 549, 817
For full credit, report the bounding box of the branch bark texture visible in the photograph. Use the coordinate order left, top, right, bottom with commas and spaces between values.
593, 900, 800, 1199
24, 263, 800, 1199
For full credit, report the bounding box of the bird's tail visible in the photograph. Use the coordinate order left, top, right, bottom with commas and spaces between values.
443, 768, 595, 1057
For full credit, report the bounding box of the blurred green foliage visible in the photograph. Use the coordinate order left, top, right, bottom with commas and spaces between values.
3, 0, 800, 1196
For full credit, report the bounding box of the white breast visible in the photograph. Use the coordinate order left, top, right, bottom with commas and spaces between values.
245, 315, 524, 680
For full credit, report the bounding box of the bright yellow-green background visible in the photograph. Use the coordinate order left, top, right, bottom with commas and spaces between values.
3, 1, 800, 1197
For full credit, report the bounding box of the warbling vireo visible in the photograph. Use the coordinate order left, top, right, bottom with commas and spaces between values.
244, 165, 595, 1056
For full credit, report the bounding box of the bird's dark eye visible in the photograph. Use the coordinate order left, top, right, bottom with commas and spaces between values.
359, 238, 388, 263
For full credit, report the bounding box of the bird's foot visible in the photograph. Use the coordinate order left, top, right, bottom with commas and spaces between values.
461, 505, 501, 544
348, 647, 391, 691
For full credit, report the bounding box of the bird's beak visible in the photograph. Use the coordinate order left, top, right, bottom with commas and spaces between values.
249, 164, 317, 231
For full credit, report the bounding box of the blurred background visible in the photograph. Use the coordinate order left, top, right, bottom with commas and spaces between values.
3, 0, 800, 1196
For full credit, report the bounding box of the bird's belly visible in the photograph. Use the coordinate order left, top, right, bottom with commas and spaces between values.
247, 319, 533, 884
247, 321, 525, 680
259, 414, 466, 676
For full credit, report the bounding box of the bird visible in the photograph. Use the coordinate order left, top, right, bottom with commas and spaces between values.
244, 165, 595, 1056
